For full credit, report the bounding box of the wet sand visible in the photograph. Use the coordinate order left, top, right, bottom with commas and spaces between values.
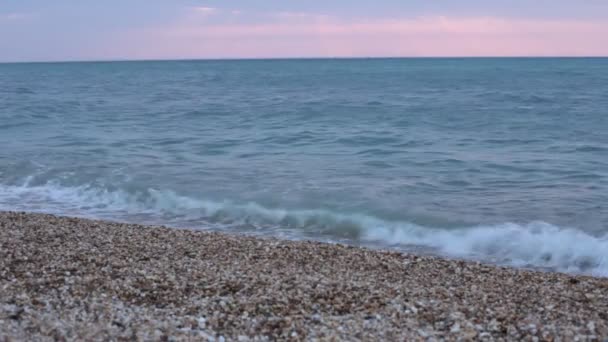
1, 211, 607, 340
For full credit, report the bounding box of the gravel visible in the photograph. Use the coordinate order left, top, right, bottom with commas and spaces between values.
1, 211, 607, 340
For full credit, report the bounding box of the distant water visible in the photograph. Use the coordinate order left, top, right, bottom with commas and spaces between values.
1, 58, 607, 276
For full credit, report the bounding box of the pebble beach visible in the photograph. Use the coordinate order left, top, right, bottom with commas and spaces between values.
1, 211, 607, 340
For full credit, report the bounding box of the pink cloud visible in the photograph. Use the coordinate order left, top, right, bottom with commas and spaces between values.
102, 15, 608, 59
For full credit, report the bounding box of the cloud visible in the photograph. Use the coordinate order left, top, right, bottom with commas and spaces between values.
102, 14, 608, 59
193, 7, 216, 14
190, 6, 218, 19
273, 11, 332, 20
0, 12, 34, 22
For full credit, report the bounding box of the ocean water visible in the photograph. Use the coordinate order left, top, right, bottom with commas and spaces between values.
1, 58, 607, 276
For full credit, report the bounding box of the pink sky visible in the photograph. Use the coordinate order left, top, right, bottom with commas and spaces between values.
2, 3, 608, 61
105, 12, 608, 60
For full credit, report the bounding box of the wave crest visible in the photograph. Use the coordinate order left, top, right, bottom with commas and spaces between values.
1, 181, 607, 276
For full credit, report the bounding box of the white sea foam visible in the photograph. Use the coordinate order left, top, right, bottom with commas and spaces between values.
1, 181, 607, 277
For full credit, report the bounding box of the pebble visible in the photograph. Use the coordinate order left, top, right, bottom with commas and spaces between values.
1, 211, 607, 340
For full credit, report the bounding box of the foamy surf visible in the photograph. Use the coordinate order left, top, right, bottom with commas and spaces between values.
1, 181, 606, 277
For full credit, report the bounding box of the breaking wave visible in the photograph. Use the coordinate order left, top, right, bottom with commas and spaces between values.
1, 181, 607, 277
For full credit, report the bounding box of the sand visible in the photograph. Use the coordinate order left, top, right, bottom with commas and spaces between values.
1, 211, 607, 341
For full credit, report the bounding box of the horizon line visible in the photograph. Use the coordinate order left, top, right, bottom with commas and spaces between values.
2, 55, 608, 65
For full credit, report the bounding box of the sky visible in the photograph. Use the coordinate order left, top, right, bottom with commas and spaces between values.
1, 1, 608, 62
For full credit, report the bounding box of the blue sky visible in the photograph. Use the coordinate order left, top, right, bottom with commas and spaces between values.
2, 1, 608, 62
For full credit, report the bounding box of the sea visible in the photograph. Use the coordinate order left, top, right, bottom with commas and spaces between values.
1, 58, 607, 276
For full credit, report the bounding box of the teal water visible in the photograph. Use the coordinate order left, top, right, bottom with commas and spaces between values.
1, 58, 607, 275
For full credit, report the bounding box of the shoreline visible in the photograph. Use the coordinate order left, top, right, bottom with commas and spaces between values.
1, 211, 607, 339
